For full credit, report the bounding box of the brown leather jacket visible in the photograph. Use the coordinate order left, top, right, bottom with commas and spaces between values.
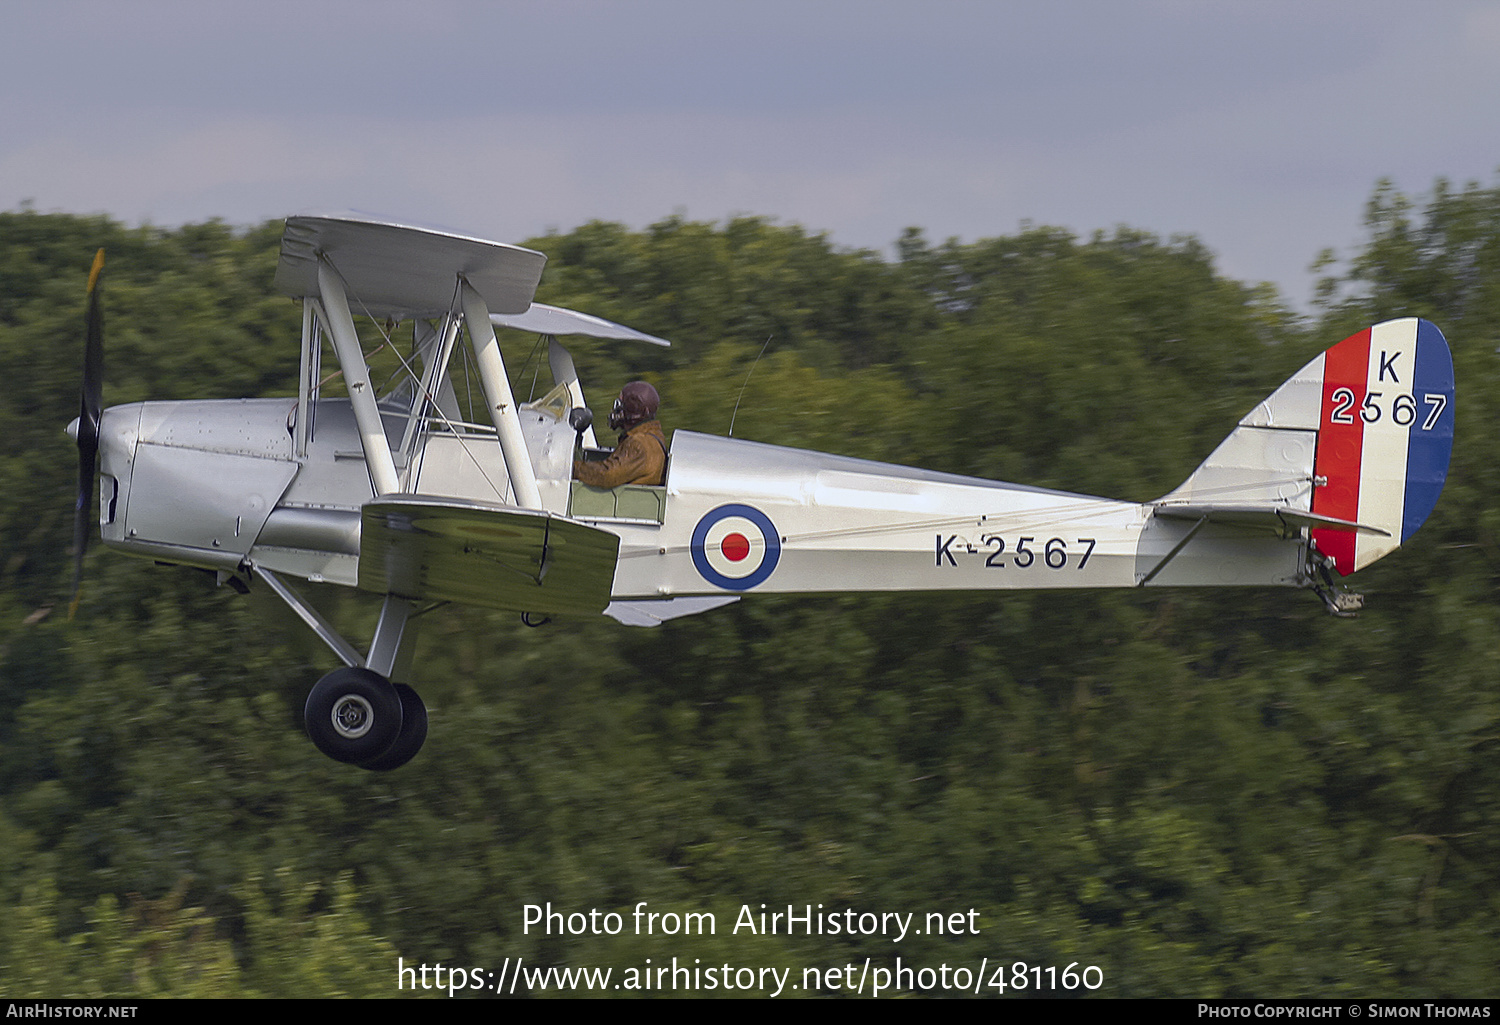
574, 420, 667, 488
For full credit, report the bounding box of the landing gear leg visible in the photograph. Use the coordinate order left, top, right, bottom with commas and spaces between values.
352, 596, 429, 769
254, 567, 433, 768
367, 595, 414, 678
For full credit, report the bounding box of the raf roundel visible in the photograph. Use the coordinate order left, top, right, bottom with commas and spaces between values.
691, 504, 782, 591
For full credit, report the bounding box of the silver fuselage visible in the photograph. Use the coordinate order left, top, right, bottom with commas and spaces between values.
94, 396, 1306, 607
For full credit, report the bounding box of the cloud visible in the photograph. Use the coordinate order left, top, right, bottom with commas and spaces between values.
3, 1, 1499, 307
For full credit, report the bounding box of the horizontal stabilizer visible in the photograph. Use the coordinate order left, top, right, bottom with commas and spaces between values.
1152, 503, 1390, 537
359, 495, 619, 616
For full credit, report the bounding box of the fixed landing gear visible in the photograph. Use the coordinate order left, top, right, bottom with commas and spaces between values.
304, 668, 428, 770
256, 570, 432, 769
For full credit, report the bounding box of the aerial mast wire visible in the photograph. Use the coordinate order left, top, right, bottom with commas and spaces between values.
728, 335, 773, 438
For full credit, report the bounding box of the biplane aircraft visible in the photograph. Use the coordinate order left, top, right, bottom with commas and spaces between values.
69, 213, 1456, 770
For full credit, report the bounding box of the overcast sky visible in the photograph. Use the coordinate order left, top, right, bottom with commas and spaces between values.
4, 1, 1497, 307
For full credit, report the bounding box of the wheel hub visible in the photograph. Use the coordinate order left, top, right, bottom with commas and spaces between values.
331, 694, 375, 739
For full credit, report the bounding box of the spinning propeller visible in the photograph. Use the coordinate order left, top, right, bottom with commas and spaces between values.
69, 249, 105, 617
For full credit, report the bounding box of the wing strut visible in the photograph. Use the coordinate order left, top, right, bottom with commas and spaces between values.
548, 338, 598, 448
396, 317, 463, 485
317, 259, 401, 496
461, 280, 544, 509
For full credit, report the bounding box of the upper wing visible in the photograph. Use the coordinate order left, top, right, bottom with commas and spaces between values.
274, 212, 547, 318
491, 303, 671, 346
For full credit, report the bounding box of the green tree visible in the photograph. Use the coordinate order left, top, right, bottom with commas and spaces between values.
2, 198, 1496, 997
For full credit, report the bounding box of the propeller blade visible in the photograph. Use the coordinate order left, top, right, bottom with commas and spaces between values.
70, 249, 104, 617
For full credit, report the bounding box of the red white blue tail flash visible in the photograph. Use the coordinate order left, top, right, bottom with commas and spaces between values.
1309, 319, 1454, 575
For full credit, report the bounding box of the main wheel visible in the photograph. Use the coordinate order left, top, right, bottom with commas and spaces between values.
304, 667, 403, 765
360, 683, 428, 772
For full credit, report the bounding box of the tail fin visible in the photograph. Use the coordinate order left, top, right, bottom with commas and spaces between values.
1158, 318, 1454, 577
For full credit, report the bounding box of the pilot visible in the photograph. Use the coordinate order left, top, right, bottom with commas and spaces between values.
573, 381, 667, 488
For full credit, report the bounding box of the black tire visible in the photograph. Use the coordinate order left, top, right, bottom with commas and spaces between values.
360, 684, 428, 772
304, 667, 403, 765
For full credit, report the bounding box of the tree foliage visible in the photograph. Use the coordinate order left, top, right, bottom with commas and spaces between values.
1, 185, 1497, 997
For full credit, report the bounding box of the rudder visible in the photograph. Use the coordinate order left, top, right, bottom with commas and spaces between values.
1309, 319, 1454, 575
